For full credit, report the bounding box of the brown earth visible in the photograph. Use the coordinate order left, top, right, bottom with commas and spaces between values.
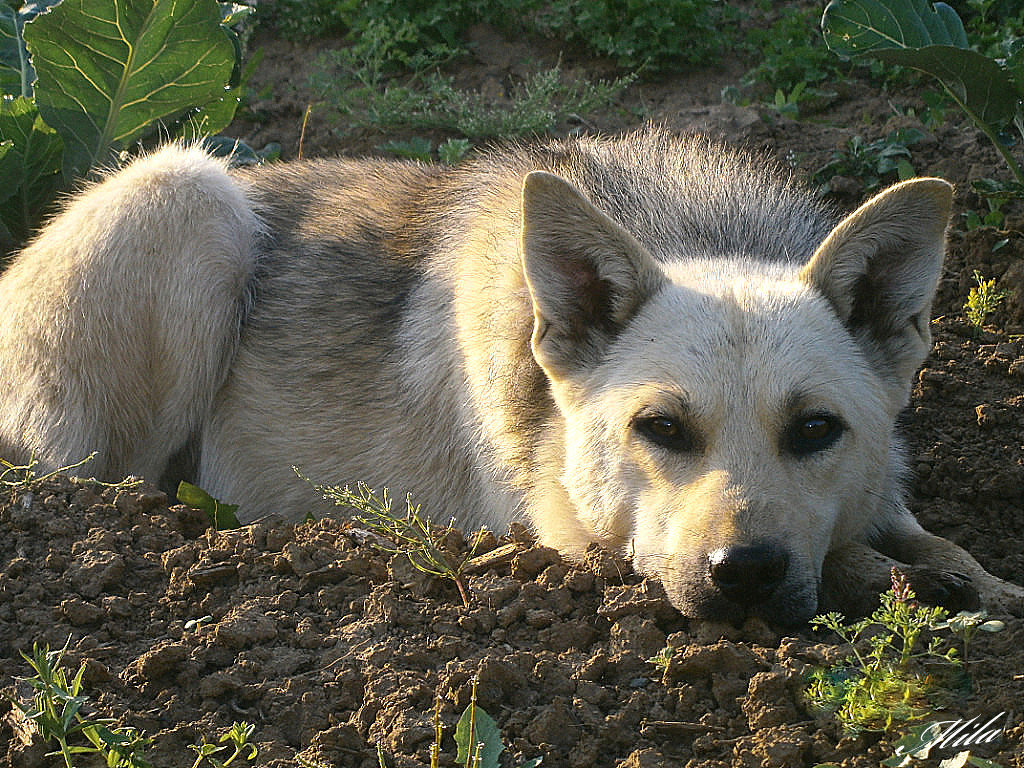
3, 14, 1024, 768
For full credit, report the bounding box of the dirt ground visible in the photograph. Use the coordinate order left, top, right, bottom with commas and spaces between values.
2, 13, 1024, 768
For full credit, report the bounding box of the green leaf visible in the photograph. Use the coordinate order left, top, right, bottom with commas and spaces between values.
870, 45, 1020, 127
455, 703, 503, 768
0, 0, 59, 97
0, 95, 63, 240
24, 0, 236, 179
0, 140, 15, 200
176, 481, 240, 530
822, 0, 966, 56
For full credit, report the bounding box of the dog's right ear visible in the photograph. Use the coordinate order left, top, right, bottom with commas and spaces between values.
521, 170, 665, 380
799, 177, 952, 394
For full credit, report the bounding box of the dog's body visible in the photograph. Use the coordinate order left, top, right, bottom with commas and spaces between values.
1, 130, 1020, 623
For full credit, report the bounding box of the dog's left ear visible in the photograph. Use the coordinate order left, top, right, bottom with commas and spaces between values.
800, 177, 952, 391
521, 170, 665, 379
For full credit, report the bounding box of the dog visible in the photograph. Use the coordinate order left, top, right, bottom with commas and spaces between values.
1, 129, 1020, 624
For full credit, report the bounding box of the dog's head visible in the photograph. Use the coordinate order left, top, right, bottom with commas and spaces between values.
519, 170, 952, 625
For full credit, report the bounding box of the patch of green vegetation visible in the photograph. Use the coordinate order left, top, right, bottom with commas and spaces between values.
532, 0, 738, 71
646, 645, 675, 670
964, 269, 1008, 331
806, 569, 1003, 734
812, 128, 924, 195
738, 4, 845, 110
188, 721, 259, 767
312, 24, 633, 143
268, 0, 734, 73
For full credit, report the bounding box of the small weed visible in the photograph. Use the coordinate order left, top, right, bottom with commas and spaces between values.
933, 611, 1005, 667
806, 569, 963, 733
184, 615, 215, 634
438, 138, 472, 165
9, 639, 153, 767
964, 270, 1008, 331
0, 452, 97, 487
813, 129, 924, 195
768, 81, 808, 119
188, 721, 259, 767
647, 645, 676, 670
302, 473, 483, 607
963, 177, 1024, 230
403, 677, 542, 768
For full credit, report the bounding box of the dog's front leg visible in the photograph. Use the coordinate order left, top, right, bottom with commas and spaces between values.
820, 542, 985, 619
822, 521, 1024, 618
877, 520, 1024, 618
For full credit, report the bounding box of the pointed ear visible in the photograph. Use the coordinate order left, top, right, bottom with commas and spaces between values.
800, 177, 952, 391
521, 171, 665, 379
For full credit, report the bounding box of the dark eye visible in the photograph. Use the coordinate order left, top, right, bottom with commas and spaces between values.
785, 412, 844, 456
636, 415, 698, 452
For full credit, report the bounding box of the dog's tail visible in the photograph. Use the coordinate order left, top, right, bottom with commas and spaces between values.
0, 144, 260, 485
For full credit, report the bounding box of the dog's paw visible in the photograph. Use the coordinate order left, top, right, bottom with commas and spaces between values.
894, 566, 981, 613
975, 578, 1024, 618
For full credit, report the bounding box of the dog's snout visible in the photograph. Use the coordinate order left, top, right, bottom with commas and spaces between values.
708, 543, 789, 605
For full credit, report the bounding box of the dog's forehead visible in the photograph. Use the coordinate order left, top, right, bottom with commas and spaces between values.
595, 264, 873, 410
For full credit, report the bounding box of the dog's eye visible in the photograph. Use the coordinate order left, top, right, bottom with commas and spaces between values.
786, 413, 844, 456
636, 415, 698, 452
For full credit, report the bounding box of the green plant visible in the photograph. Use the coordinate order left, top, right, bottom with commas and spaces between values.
646, 645, 675, 670
822, 0, 1024, 186
806, 569, 962, 733
315, 36, 632, 141
768, 81, 808, 118
188, 721, 258, 767
9, 639, 153, 767
932, 610, 1004, 666
963, 269, 1008, 330
400, 678, 542, 768
812, 128, 924, 194
0, 0, 251, 248
302, 474, 483, 607
177, 481, 241, 530
741, 4, 845, 105
533, 0, 737, 72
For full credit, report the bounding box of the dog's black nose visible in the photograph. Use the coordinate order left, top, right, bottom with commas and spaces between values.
708, 543, 789, 605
